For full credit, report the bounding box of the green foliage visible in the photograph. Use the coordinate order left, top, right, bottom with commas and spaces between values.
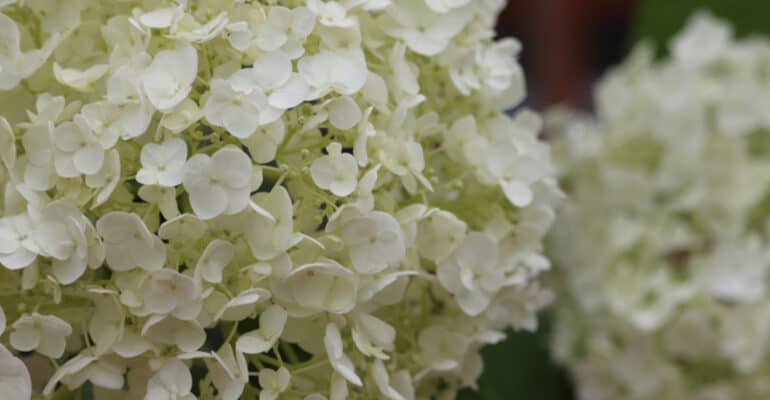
633, 0, 770, 53
458, 317, 573, 400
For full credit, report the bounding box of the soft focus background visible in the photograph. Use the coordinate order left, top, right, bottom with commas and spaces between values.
462, 1, 770, 399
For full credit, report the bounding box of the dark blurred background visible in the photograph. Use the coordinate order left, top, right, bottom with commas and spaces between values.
461, 1, 770, 399
500, 0, 637, 109
498, 0, 770, 110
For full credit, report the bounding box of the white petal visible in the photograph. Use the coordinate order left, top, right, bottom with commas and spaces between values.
139, 6, 182, 28
52, 255, 87, 285
362, 72, 389, 109
223, 103, 261, 138
260, 305, 288, 339
197, 239, 235, 283
188, 185, 228, 220
73, 144, 104, 175
53, 63, 109, 92
252, 51, 292, 89
143, 45, 198, 112
0, 345, 31, 400
327, 96, 362, 130
236, 331, 271, 354
403, 31, 447, 56
256, 25, 288, 52
0, 248, 36, 270
269, 75, 310, 109
456, 289, 491, 317
95, 212, 141, 243
500, 179, 533, 207
9, 325, 40, 352
176, 322, 206, 352
309, 157, 335, 189
153, 359, 193, 394
0, 117, 15, 168
454, 232, 498, 271
211, 146, 252, 189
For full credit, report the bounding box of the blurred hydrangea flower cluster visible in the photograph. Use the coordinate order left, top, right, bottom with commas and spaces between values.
549, 13, 770, 400
0, 0, 559, 399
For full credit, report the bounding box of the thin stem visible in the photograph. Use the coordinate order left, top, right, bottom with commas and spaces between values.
291, 359, 330, 375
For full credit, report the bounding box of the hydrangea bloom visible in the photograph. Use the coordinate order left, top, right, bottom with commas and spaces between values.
549, 13, 770, 400
0, 0, 558, 399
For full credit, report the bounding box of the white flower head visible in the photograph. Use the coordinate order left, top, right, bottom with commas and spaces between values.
0, 0, 554, 397
204, 52, 308, 138
236, 305, 288, 354
416, 209, 467, 262
299, 49, 368, 99
245, 186, 297, 261
271, 260, 358, 315
142, 44, 198, 112
250, 51, 310, 113
10, 313, 72, 358
142, 315, 206, 352
0, 213, 39, 270
33, 202, 94, 284
136, 138, 188, 187
259, 367, 291, 400
331, 207, 406, 274
203, 77, 268, 138
183, 146, 255, 220
310, 142, 359, 197
255, 6, 316, 58
383, 1, 472, 56
308, 0, 357, 28
437, 232, 500, 316
96, 212, 167, 271
52, 115, 107, 177
142, 269, 202, 320
548, 14, 770, 399
146, 358, 195, 400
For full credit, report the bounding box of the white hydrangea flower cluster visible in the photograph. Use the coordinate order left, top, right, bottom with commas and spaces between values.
0, 0, 559, 399
548, 13, 770, 400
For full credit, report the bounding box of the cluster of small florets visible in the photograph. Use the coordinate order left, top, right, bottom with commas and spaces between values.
548, 13, 770, 400
0, 0, 559, 399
